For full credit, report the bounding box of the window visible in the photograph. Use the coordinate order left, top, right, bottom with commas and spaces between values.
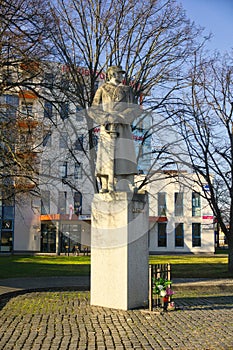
44, 101, 53, 119
41, 160, 51, 175
76, 106, 83, 121
59, 132, 68, 148
59, 162, 68, 178
74, 191, 82, 214
58, 191, 67, 214
192, 223, 201, 247
41, 190, 50, 215
0, 95, 19, 118
158, 192, 166, 216
175, 223, 184, 247
43, 132, 51, 147
60, 102, 69, 120
158, 223, 167, 247
21, 101, 33, 116
90, 132, 98, 150
44, 73, 54, 88
61, 78, 70, 90
74, 163, 82, 179
74, 134, 84, 151
175, 192, 183, 216
192, 192, 201, 216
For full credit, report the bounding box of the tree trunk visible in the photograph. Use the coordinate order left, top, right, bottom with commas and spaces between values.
228, 236, 233, 273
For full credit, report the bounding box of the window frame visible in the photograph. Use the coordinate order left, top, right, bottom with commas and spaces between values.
192, 192, 201, 217
175, 223, 184, 247
174, 192, 184, 216
158, 192, 167, 217
192, 223, 201, 247
157, 222, 167, 247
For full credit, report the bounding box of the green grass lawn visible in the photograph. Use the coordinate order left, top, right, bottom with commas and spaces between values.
0, 254, 231, 279
0, 255, 90, 279
149, 255, 230, 279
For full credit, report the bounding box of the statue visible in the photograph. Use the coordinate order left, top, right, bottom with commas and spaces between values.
91, 66, 141, 193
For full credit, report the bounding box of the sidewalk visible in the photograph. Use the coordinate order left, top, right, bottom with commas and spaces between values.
1, 275, 233, 297
1, 277, 233, 349
0, 276, 90, 297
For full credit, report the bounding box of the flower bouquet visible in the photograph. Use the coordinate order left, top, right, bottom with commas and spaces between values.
152, 277, 174, 311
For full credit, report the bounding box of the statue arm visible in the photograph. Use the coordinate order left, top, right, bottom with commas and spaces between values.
92, 86, 103, 106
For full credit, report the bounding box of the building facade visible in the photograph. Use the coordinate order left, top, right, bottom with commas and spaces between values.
0, 62, 215, 254
140, 171, 215, 254
0, 62, 153, 253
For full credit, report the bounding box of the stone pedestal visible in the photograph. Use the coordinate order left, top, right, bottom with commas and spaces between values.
91, 192, 149, 310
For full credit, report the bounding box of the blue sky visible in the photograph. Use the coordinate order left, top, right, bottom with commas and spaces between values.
179, 0, 233, 54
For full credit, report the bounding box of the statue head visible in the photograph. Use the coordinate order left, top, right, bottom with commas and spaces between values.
107, 66, 126, 83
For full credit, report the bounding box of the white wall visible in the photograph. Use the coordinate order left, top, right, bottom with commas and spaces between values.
14, 194, 41, 252
144, 172, 215, 254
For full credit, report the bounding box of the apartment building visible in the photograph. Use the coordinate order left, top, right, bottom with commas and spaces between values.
0, 62, 153, 253
0, 61, 215, 254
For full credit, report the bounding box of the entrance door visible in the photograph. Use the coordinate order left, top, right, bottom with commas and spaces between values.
60, 223, 81, 254
41, 223, 56, 253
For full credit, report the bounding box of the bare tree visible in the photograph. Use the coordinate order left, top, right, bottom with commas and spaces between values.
0, 0, 54, 200
174, 52, 233, 271
44, 0, 204, 191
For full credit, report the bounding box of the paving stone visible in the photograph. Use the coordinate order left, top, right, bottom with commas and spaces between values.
1, 292, 233, 349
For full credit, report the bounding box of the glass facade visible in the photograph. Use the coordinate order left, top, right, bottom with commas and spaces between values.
40, 223, 56, 253
60, 223, 82, 254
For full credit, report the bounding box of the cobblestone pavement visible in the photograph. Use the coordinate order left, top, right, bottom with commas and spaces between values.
1, 291, 233, 350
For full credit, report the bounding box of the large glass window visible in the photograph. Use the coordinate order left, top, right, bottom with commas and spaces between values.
192, 192, 201, 216
40, 223, 56, 253
0, 205, 14, 252
74, 191, 82, 214
175, 223, 184, 247
192, 223, 201, 247
21, 101, 34, 117
60, 102, 69, 120
44, 73, 54, 88
74, 163, 82, 179
58, 191, 67, 214
76, 106, 83, 121
158, 192, 166, 216
44, 101, 53, 119
60, 224, 82, 254
158, 223, 167, 247
175, 192, 183, 216
41, 190, 50, 215
59, 132, 68, 148
74, 134, 84, 151
41, 160, 51, 176
59, 162, 68, 178
0, 95, 19, 118
43, 132, 51, 147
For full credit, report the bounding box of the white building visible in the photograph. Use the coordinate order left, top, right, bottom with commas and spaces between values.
138, 171, 215, 254
0, 62, 215, 254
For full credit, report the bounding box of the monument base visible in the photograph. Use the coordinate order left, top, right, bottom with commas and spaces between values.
91, 191, 149, 310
